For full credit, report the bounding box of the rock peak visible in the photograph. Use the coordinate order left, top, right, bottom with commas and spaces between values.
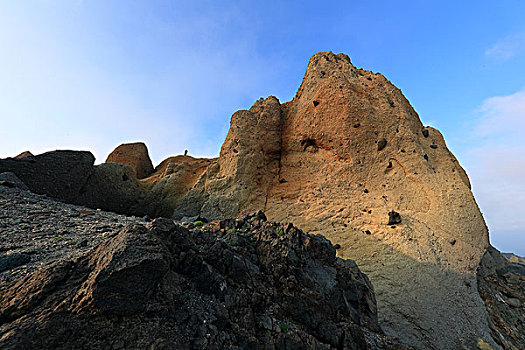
105, 142, 154, 179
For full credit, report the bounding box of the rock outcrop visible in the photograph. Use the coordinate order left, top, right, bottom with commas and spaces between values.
477, 247, 525, 350
138, 155, 215, 218
0, 150, 95, 202
174, 97, 283, 220
0, 52, 515, 349
105, 142, 154, 179
0, 186, 408, 349
77, 163, 144, 214
0, 172, 29, 191
172, 52, 496, 349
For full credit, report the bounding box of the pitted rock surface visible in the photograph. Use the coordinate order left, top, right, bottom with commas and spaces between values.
172, 52, 495, 350
0, 186, 408, 350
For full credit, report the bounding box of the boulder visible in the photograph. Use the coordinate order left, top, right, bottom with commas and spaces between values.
76, 163, 144, 214
105, 142, 154, 179
0, 150, 95, 202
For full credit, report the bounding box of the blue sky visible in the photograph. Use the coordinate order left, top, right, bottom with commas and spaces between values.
1, 1, 524, 255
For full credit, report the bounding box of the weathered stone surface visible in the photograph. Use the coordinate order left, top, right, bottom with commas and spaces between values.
174, 96, 283, 220
0, 172, 29, 191
0, 188, 409, 349
173, 52, 495, 349
76, 163, 144, 214
137, 155, 214, 217
0, 253, 31, 273
0, 150, 95, 202
105, 142, 154, 179
477, 246, 525, 350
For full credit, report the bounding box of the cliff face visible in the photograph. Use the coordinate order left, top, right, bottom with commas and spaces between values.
172, 52, 495, 349
0, 52, 508, 350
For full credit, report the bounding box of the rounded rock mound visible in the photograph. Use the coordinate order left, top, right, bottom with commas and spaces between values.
105, 142, 154, 179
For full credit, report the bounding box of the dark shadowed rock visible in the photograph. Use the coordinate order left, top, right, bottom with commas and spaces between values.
0, 204, 409, 349
76, 163, 144, 214
387, 211, 402, 225
0, 150, 95, 202
0, 172, 29, 191
0, 253, 31, 273
477, 246, 525, 350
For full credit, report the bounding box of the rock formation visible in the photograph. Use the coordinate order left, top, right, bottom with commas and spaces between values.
477, 247, 525, 349
172, 52, 496, 349
138, 155, 215, 218
105, 142, 154, 179
0, 172, 29, 191
0, 186, 408, 349
1, 51, 521, 349
77, 162, 144, 214
0, 150, 95, 202
15, 151, 33, 158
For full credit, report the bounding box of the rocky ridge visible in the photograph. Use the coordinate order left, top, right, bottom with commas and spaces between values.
0, 51, 522, 349
0, 185, 408, 349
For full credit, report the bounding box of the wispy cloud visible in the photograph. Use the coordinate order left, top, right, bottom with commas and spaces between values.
485, 33, 525, 61
474, 88, 525, 140
461, 88, 525, 254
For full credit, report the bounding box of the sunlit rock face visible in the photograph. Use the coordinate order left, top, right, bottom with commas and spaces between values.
173, 52, 495, 350
105, 142, 154, 179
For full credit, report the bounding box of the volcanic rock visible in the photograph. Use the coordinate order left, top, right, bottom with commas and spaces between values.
174, 96, 283, 220
387, 211, 401, 225
76, 163, 144, 214
0, 186, 408, 349
137, 155, 214, 218
0, 150, 95, 202
477, 246, 525, 350
173, 52, 495, 349
105, 142, 154, 179
0, 172, 29, 191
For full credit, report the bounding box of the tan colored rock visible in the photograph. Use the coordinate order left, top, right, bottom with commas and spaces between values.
105, 142, 154, 179
174, 96, 282, 219
174, 52, 496, 349
15, 151, 34, 158
135, 155, 214, 217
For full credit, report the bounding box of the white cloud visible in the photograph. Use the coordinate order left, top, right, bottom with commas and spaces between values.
461, 89, 525, 253
474, 88, 525, 140
485, 33, 525, 61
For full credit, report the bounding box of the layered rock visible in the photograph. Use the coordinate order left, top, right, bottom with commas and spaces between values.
172, 52, 496, 349
105, 142, 154, 179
